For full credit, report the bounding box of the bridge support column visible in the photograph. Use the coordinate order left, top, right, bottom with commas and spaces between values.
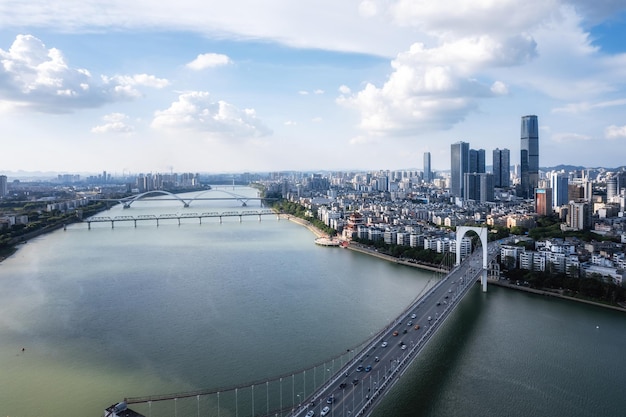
87, 222, 91, 230
134, 220, 137, 228
178, 218, 181, 226
111, 220, 114, 229
219, 216, 222, 224
156, 219, 159, 227
239, 215, 242, 223
258, 214, 262, 222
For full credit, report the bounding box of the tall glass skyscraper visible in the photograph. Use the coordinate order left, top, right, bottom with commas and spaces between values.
423, 152, 432, 183
450, 141, 469, 197
469, 149, 486, 174
520, 115, 539, 199
550, 172, 569, 209
493, 148, 510, 188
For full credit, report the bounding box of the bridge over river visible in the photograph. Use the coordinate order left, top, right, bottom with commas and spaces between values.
85, 209, 277, 229
106, 234, 501, 417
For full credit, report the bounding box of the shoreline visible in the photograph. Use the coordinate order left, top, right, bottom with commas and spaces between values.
282, 214, 626, 313
281, 212, 448, 273
488, 278, 626, 313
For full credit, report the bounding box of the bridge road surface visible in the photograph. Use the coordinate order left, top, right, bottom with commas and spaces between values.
288, 241, 500, 417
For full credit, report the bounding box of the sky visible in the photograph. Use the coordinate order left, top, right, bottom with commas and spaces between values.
1, 0, 626, 175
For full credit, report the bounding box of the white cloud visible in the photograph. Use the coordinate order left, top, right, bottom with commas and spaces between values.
0, 1, 418, 57
298, 90, 309, 95
358, 0, 379, 18
338, 85, 351, 95
605, 125, 626, 139
91, 113, 135, 134
0, 34, 169, 113
551, 132, 593, 142
338, 34, 536, 135
390, 0, 559, 38
151, 91, 272, 139
490, 81, 508, 95
314, 89, 324, 95
312, 117, 322, 123
284, 120, 297, 126
186, 53, 232, 70
552, 99, 626, 114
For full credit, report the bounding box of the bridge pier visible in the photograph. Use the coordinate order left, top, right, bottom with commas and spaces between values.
87, 222, 91, 230
111, 220, 114, 229
239, 215, 242, 223
156, 219, 159, 227
219, 216, 222, 224
258, 214, 262, 222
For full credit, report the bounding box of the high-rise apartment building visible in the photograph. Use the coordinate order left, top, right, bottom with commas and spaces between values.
520, 115, 539, 199
492, 148, 510, 188
464, 172, 494, 202
568, 201, 591, 230
450, 141, 469, 197
423, 152, 432, 183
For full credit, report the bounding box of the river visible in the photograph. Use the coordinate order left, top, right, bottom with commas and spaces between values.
0, 187, 625, 417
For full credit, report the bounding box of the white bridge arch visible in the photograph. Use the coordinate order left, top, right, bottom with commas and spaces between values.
456, 226, 489, 292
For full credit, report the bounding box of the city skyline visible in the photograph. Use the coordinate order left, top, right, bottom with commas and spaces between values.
1, 1, 626, 174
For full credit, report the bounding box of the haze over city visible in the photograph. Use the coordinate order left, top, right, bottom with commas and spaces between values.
1, 0, 626, 174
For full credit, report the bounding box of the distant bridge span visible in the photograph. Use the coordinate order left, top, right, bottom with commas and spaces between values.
114, 189, 268, 209
84, 209, 278, 229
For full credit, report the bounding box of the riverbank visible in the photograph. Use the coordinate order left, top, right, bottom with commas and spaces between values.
344, 243, 448, 273
280, 214, 328, 238
489, 278, 626, 313
280, 213, 448, 274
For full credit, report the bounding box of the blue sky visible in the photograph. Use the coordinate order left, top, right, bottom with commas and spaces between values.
1, 0, 625, 175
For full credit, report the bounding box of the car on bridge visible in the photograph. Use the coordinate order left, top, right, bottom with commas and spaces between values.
321, 406, 330, 416
356, 365, 364, 372
381, 341, 388, 347
306, 410, 315, 417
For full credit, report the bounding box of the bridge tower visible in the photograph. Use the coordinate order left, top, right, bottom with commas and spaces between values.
455, 226, 489, 292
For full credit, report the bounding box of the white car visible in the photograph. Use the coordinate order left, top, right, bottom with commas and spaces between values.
306, 411, 315, 417
320, 406, 330, 416
381, 341, 388, 348
411, 313, 417, 319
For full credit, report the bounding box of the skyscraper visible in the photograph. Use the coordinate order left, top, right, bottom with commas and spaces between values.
0, 175, 7, 197
423, 152, 432, 183
492, 148, 510, 188
464, 172, 494, 202
469, 149, 485, 174
535, 188, 552, 216
450, 141, 469, 197
550, 172, 569, 209
520, 115, 539, 199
